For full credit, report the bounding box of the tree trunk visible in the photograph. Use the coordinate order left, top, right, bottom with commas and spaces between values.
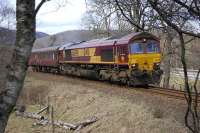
179, 32, 199, 133
0, 0, 35, 132
163, 31, 173, 88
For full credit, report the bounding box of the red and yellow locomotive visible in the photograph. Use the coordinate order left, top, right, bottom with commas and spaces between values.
29, 32, 163, 86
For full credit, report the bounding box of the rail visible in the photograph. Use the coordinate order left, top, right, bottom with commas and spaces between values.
146, 85, 200, 102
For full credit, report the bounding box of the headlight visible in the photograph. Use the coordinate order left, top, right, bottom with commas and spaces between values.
154, 62, 160, 70
131, 63, 138, 69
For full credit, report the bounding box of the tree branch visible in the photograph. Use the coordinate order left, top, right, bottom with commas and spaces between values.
173, 0, 200, 19
114, 0, 144, 31
147, 0, 200, 38
193, 68, 200, 132
184, 37, 196, 45
34, 0, 50, 17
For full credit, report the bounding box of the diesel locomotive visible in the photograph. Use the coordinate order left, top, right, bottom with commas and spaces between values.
29, 32, 163, 86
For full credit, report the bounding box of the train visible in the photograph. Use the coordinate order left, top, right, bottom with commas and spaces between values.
29, 32, 163, 86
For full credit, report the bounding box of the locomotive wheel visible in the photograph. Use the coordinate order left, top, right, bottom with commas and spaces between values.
120, 78, 127, 85
127, 81, 133, 87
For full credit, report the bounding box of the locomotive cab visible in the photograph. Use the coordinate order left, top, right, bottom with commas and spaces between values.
127, 35, 163, 85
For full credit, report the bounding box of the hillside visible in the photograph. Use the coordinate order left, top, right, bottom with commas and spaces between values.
0, 27, 49, 45
33, 30, 131, 48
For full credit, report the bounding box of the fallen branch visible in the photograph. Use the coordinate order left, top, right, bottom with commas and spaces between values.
75, 116, 98, 131
16, 111, 45, 120
15, 111, 98, 131
33, 119, 77, 130
37, 106, 49, 114
16, 111, 76, 129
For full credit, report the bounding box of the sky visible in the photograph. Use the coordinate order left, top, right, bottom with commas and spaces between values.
9, 0, 87, 35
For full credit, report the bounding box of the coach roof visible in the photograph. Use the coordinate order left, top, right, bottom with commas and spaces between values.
32, 45, 60, 53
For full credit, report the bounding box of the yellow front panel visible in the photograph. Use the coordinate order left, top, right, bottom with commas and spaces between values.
128, 53, 161, 71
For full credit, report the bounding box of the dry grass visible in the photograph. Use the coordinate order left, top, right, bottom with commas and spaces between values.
6, 72, 188, 133
18, 84, 49, 105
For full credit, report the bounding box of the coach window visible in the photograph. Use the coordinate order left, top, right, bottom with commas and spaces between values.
130, 42, 143, 54
53, 53, 55, 60
47, 52, 48, 59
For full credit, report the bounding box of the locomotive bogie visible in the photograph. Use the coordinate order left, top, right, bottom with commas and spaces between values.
99, 69, 112, 81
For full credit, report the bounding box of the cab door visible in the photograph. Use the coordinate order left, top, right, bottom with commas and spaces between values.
117, 45, 128, 64
58, 50, 64, 62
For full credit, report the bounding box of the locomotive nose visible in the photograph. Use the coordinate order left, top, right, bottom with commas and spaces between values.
143, 60, 149, 70
129, 55, 160, 71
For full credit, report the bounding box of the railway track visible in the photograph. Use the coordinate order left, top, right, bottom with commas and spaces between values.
144, 85, 200, 102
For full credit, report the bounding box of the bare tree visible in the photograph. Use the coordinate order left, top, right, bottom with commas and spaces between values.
0, 0, 50, 132
173, 0, 200, 19
0, 1, 15, 28
83, 0, 134, 36
83, 0, 116, 36
162, 28, 175, 88
0, 1, 15, 44
114, 0, 147, 31
147, 0, 200, 132
147, 0, 200, 38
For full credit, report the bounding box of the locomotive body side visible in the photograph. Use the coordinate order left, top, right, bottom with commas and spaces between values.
59, 40, 118, 64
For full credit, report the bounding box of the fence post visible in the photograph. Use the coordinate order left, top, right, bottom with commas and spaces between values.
47, 96, 50, 114
51, 106, 55, 133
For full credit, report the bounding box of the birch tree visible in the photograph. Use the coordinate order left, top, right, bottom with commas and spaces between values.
0, 0, 49, 132
0, 1, 15, 28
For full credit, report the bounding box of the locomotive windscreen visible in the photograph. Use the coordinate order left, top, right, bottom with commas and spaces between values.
130, 43, 144, 53
130, 40, 159, 54
146, 41, 160, 53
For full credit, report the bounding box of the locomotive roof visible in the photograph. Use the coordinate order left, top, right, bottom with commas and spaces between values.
32, 32, 159, 52
120, 32, 159, 41
58, 42, 76, 50
65, 39, 117, 49
64, 32, 159, 49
